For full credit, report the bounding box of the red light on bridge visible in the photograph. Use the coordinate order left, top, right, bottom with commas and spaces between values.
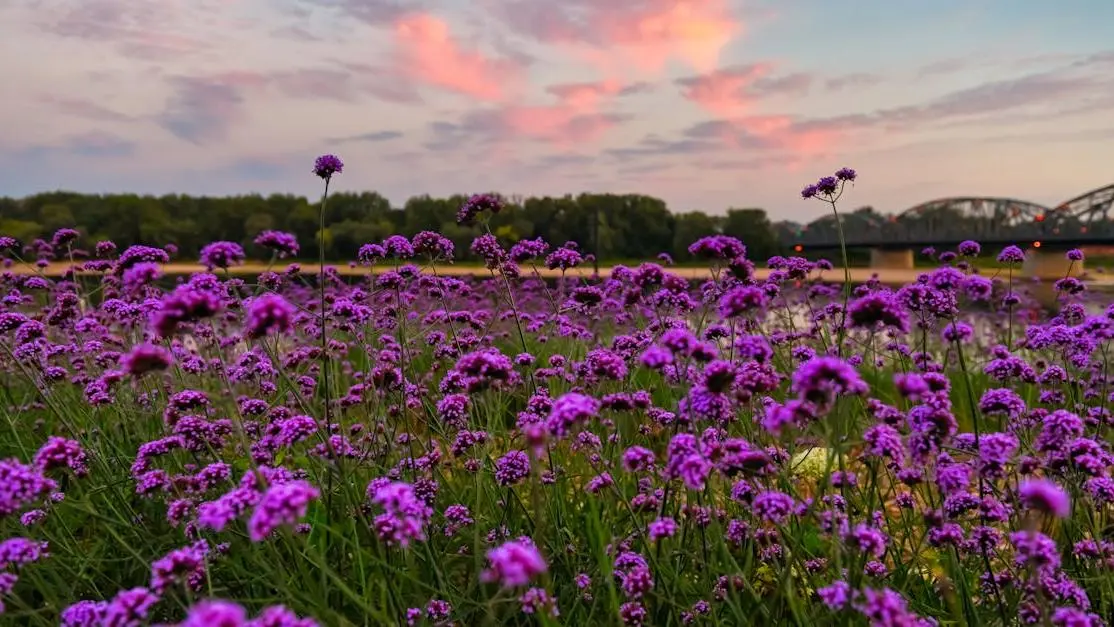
1033, 241, 1042, 248
1035, 214, 1046, 222
794, 245, 803, 253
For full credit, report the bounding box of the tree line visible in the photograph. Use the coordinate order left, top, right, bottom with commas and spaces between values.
0, 191, 789, 264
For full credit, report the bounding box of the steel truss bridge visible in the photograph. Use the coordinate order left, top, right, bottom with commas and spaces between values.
778, 183, 1114, 251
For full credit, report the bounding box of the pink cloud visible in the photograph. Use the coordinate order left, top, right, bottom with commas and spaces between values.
500, 107, 624, 146
498, 0, 741, 76
676, 65, 839, 157
595, 0, 741, 74
545, 80, 625, 109
489, 79, 648, 146
427, 76, 643, 150
676, 63, 774, 117
392, 13, 524, 101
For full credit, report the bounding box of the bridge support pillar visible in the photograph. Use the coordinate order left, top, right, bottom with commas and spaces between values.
869, 248, 914, 270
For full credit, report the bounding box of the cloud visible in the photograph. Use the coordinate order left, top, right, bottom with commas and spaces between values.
675, 63, 774, 117
494, 0, 741, 75
391, 12, 525, 101
674, 65, 841, 156
303, 0, 408, 26
32, 0, 234, 60
156, 76, 248, 144
805, 53, 1114, 136
660, 50, 1114, 162
334, 130, 404, 143
676, 63, 818, 117
38, 95, 134, 123
449, 108, 632, 149
151, 65, 426, 146
17, 131, 136, 159
422, 78, 648, 151
824, 73, 883, 92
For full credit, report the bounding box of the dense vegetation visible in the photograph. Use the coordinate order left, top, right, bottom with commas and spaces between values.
0, 160, 1110, 626
0, 191, 786, 265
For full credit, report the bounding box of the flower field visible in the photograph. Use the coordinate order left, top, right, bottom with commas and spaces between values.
0, 160, 1110, 626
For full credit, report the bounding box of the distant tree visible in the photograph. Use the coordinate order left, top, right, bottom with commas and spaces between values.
721, 208, 781, 263
0, 189, 796, 264
672, 212, 720, 260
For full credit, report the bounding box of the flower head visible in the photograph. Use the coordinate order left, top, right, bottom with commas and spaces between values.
457, 193, 503, 225
1019, 478, 1071, 518
481, 539, 547, 587
313, 154, 344, 180
997, 245, 1025, 264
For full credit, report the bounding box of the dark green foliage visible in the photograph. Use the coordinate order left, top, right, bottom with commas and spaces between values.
0, 191, 785, 263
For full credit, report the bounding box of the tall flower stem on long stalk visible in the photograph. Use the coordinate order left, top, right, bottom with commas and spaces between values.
318, 178, 331, 427
311, 154, 343, 592
311, 154, 344, 431
801, 168, 857, 357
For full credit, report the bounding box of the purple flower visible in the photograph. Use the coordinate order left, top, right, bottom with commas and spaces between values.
116, 245, 170, 273
815, 176, 839, 195
383, 235, 415, 259
369, 481, 433, 548
52, 228, 80, 248
957, 240, 981, 256
818, 580, 850, 610
0, 536, 49, 567
941, 321, 973, 343
412, 231, 455, 261
688, 235, 745, 260
150, 285, 221, 337
150, 541, 209, 593
621, 446, 655, 472
199, 241, 246, 270
1011, 530, 1061, 572
718, 285, 768, 318
122, 262, 162, 291
791, 356, 868, 408
120, 344, 173, 376
1066, 248, 1084, 262
545, 392, 600, 439
61, 600, 107, 626
34, 436, 88, 476
255, 230, 300, 257
1019, 478, 1071, 518
313, 154, 344, 180
481, 539, 547, 587
510, 237, 550, 263
847, 290, 908, 332
647, 517, 677, 541
248, 480, 320, 541
102, 587, 159, 626
180, 599, 248, 626
494, 450, 530, 486
752, 490, 794, 524
457, 193, 503, 225
834, 167, 857, 181
545, 245, 583, 271
997, 245, 1025, 264
245, 294, 296, 339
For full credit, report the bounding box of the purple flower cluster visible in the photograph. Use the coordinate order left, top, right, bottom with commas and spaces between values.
369, 481, 432, 547
4, 161, 1113, 626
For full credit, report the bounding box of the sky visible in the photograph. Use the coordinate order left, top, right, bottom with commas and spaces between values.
1, 0, 1112, 223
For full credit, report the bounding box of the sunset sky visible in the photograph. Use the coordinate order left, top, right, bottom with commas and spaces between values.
1, 0, 1112, 222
